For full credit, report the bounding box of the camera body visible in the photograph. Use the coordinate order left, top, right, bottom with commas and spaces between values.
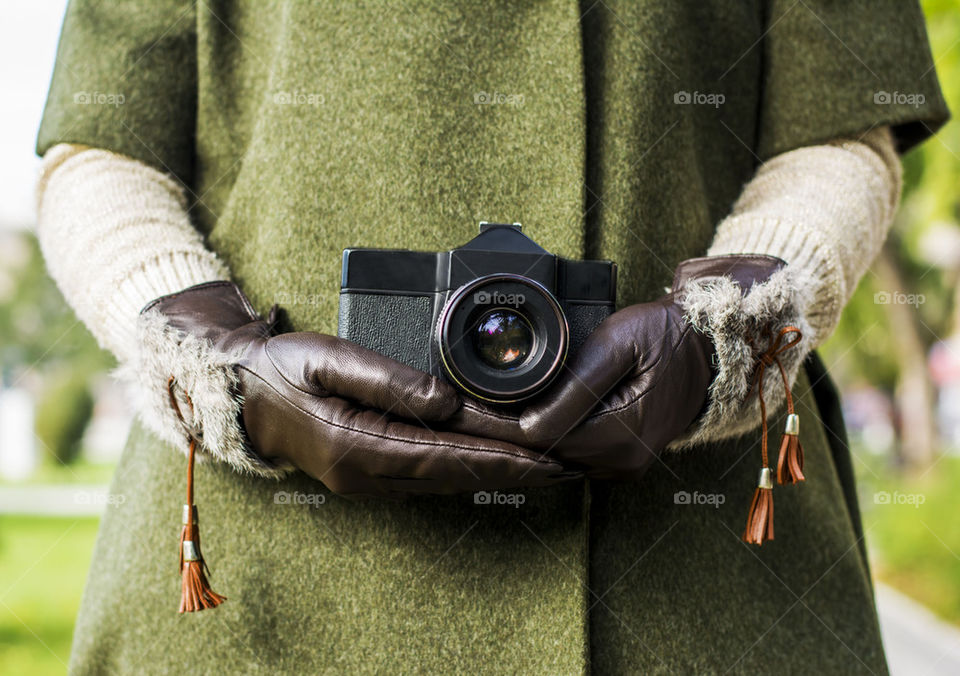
338, 223, 617, 404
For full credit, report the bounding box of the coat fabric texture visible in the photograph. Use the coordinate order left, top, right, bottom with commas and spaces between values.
39, 1, 949, 673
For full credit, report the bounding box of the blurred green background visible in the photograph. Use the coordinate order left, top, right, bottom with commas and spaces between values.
2, 0, 960, 673
817, 0, 960, 629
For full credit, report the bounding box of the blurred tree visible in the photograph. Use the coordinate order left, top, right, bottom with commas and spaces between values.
0, 231, 113, 466
875, 241, 937, 467
0, 233, 111, 373
34, 370, 94, 465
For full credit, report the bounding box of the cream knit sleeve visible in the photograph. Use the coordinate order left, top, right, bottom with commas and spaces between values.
35, 144, 229, 365
672, 126, 901, 447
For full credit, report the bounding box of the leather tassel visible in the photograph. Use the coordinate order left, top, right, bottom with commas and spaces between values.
168, 377, 226, 613
776, 413, 805, 485
742, 468, 774, 545
743, 326, 802, 546
178, 441, 226, 613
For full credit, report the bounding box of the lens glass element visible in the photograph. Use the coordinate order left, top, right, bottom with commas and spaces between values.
437, 273, 569, 403
472, 309, 533, 370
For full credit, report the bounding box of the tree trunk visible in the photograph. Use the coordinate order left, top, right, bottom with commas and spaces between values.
873, 242, 938, 469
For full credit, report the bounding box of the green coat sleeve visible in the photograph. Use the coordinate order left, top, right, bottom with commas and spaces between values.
757, 0, 949, 158
36, 0, 197, 184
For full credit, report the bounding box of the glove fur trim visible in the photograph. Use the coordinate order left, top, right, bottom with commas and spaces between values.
115, 310, 294, 478
668, 266, 815, 449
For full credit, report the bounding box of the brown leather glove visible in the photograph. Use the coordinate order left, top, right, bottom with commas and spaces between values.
516, 254, 786, 478
145, 281, 577, 497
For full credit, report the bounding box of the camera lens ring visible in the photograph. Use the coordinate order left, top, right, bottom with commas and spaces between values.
436, 273, 569, 403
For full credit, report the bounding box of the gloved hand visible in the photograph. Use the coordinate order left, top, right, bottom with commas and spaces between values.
142, 281, 577, 497
517, 254, 785, 478
441, 255, 786, 478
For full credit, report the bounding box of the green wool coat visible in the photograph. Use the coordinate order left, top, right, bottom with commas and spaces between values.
39, 1, 948, 673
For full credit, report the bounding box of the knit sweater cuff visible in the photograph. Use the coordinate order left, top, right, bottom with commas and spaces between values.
672, 126, 900, 445
705, 216, 846, 346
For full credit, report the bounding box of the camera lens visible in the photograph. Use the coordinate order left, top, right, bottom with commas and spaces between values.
437, 273, 569, 403
472, 309, 533, 370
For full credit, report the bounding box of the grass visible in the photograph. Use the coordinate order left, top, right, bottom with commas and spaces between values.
856, 453, 960, 624
0, 515, 100, 675
0, 458, 116, 487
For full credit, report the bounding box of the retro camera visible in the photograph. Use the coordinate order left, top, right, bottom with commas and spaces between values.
338, 223, 617, 404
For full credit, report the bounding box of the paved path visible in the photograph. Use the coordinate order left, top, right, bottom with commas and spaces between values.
0, 484, 116, 516
876, 583, 960, 675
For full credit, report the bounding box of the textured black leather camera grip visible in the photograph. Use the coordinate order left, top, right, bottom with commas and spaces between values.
338, 292, 434, 372
562, 301, 615, 354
